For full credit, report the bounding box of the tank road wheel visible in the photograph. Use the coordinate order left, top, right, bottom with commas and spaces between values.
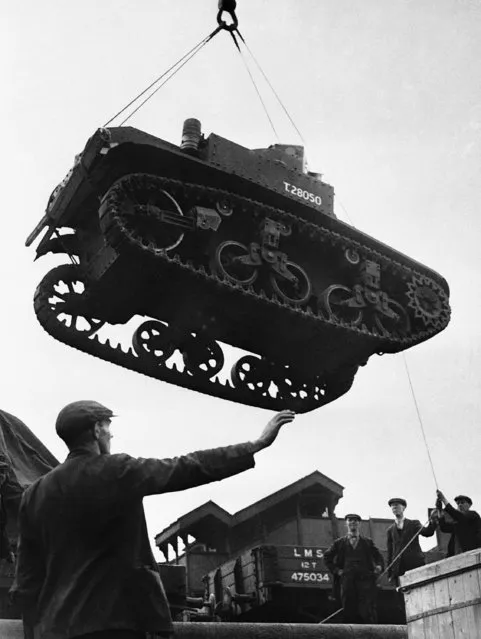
269, 261, 312, 305
35, 264, 104, 337
322, 284, 363, 326
182, 335, 224, 378
213, 241, 258, 285
106, 175, 185, 252
374, 300, 410, 337
133, 320, 175, 364
231, 356, 270, 394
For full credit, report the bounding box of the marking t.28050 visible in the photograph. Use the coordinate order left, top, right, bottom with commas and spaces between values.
283, 181, 322, 206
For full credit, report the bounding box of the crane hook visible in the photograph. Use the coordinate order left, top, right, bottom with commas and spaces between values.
217, 0, 238, 32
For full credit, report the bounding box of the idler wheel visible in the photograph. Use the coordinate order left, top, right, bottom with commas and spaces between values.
269, 261, 312, 305
231, 356, 269, 394
322, 284, 363, 326
374, 299, 410, 336
133, 320, 175, 364
213, 241, 258, 285
182, 335, 224, 378
105, 174, 185, 252
35, 264, 104, 337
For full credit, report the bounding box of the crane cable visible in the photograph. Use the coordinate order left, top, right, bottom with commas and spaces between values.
229, 33, 280, 141
102, 25, 223, 128
233, 28, 306, 147
102, 2, 305, 148
218, 0, 306, 145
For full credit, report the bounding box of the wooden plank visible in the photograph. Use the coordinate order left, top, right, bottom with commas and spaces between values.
434, 578, 455, 639
404, 584, 424, 622
447, 573, 469, 638
421, 582, 439, 638
472, 568, 481, 635
401, 550, 481, 588
408, 618, 426, 639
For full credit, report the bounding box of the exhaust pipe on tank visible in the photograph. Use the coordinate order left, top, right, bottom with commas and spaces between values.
181, 118, 202, 155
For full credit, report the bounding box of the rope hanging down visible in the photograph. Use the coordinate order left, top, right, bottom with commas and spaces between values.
402, 354, 439, 489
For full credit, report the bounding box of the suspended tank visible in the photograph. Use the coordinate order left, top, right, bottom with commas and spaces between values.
27, 119, 450, 412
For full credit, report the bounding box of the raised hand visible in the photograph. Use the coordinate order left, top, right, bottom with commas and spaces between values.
251, 410, 296, 452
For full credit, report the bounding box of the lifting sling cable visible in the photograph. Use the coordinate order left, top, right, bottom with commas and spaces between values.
230, 35, 280, 141
234, 28, 307, 147
218, 1, 303, 144
102, 26, 223, 128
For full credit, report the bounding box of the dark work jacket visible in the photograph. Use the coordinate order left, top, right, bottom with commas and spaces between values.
324, 536, 384, 577
11, 443, 255, 639
386, 518, 436, 580
439, 503, 481, 557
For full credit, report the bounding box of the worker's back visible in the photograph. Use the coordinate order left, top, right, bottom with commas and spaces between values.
15, 449, 172, 639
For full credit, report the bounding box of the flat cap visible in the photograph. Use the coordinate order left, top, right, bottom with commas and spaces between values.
388, 497, 407, 508
345, 513, 361, 521
56, 400, 115, 438
454, 495, 472, 505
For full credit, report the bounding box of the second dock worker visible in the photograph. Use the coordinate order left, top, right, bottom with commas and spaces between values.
436, 490, 481, 557
386, 497, 437, 585
324, 513, 384, 624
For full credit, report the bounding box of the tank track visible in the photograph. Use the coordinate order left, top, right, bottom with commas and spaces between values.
34, 263, 356, 413
101, 173, 450, 349
33, 173, 450, 413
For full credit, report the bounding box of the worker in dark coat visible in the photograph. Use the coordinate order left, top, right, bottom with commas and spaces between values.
436, 490, 481, 557
386, 497, 437, 584
324, 513, 384, 624
10, 400, 295, 639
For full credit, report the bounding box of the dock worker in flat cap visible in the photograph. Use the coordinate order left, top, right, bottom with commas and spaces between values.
11, 400, 295, 639
436, 490, 481, 557
386, 497, 437, 622
324, 513, 384, 624
386, 497, 437, 585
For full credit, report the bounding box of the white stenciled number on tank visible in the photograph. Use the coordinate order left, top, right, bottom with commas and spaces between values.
283, 181, 322, 206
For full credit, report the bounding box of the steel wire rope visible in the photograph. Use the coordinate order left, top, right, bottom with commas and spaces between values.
336, 198, 355, 226
102, 26, 223, 128
402, 353, 439, 489
228, 31, 280, 141
234, 29, 306, 146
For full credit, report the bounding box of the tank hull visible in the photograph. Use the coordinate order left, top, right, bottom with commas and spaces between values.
30, 126, 450, 412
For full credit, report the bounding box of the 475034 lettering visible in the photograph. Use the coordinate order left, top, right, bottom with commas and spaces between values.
283, 182, 322, 206
291, 572, 330, 583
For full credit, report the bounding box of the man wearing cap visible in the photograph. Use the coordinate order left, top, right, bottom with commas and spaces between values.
436, 490, 481, 557
11, 400, 295, 639
324, 513, 384, 623
386, 497, 437, 585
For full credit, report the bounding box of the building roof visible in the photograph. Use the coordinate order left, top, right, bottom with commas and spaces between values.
234, 470, 343, 524
155, 470, 344, 548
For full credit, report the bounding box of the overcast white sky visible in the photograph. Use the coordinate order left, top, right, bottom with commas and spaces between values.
4, 0, 481, 557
